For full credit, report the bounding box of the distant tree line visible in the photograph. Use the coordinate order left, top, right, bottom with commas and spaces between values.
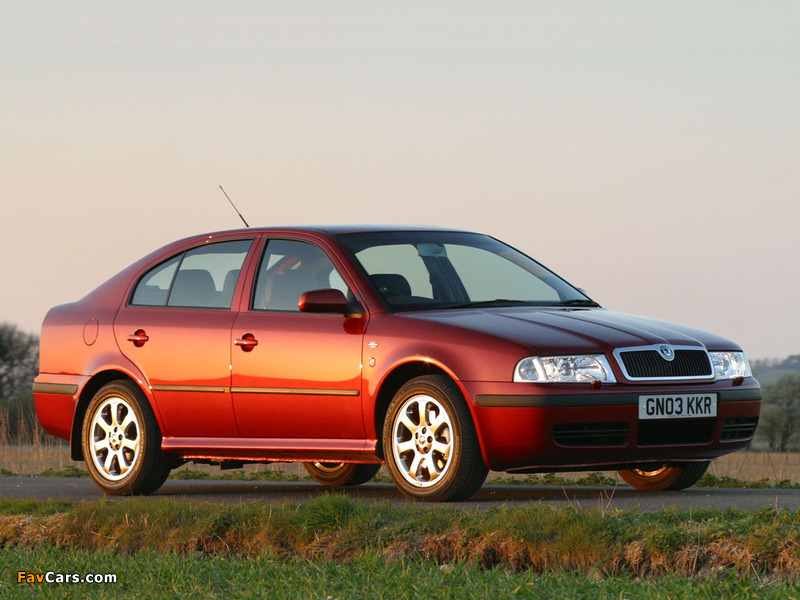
0, 322, 40, 440
757, 373, 800, 452
751, 355, 800, 371
748, 355, 800, 451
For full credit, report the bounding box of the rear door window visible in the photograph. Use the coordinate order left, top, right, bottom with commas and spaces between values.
130, 240, 252, 309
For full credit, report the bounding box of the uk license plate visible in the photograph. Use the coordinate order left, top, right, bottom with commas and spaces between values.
638, 393, 717, 420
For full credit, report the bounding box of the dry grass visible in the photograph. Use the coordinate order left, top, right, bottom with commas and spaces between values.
707, 451, 800, 483
0, 443, 72, 475
0, 406, 72, 475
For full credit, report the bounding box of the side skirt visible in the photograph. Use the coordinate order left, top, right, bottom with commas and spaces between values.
161, 437, 380, 464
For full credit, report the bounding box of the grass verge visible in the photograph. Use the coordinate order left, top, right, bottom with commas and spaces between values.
4, 495, 800, 579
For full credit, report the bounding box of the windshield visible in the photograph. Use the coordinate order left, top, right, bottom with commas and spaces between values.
336, 231, 596, 311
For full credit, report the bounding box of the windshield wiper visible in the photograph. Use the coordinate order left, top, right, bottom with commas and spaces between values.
554, 299, 601, 307
439, 299, 539, 309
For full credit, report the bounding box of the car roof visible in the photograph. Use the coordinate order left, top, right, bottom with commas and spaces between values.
199, 224, 475, 237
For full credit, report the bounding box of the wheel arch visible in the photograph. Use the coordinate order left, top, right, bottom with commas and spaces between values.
372, 359, 489, 466
70, 370, 152, 461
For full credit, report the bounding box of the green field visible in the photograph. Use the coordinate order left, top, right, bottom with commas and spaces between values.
4, 547, 797, 600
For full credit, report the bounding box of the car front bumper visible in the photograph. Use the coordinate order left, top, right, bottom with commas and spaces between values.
463, 379, 762, 472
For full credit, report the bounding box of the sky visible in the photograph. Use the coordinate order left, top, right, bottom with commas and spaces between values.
1, 2, 798, 360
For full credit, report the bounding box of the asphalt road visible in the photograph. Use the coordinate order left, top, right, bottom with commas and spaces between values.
2, 477, 800, 511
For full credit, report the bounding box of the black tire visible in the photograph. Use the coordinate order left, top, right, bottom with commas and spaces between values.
617, 461, 711, 491
81, 381, 171, 495
382, 375, 488, 502
304, 462, 381, 486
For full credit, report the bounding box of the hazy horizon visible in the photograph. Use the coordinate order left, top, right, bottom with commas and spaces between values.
2, 2, 798, 360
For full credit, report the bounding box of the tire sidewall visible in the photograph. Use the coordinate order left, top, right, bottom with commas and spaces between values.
304, 462, 358, 486
618, 461, 710, 491
304, 462, 381, 487
618, 466, 679, 491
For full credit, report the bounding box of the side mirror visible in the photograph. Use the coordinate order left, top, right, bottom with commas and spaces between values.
298, 289, 361, 317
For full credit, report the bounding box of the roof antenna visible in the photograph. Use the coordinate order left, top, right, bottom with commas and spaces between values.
219, 185, 250, 228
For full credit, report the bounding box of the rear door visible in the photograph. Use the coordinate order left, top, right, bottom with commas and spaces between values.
114, 238, 255, 438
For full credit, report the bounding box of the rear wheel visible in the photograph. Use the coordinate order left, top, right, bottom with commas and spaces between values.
81, 381, 171, 495
304, 462, 381, 486
382, 375, 487, 502
618, 461, 710, 491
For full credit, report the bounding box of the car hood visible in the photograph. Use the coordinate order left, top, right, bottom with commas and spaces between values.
404, 307, 740, 355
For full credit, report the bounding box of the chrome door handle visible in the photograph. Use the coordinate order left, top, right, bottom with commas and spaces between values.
234, 333, 259, 351
127, 329, 149, 347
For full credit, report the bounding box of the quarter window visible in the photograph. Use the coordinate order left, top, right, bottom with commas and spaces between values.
130, 255, 180, 307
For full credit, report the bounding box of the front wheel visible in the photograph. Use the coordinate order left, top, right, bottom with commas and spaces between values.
617, 461, 710, 491
382, 375, 487, 502
81, 381, 171, 495
304, 462, 381, 486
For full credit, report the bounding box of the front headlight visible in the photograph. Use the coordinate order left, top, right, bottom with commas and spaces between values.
709, 352, 752, 380
514, 355, 616, 383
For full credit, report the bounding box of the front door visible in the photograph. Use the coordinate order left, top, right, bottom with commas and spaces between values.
230, 238, 365, 440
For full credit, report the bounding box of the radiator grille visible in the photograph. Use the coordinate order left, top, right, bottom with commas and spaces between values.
618, 349, 712, 379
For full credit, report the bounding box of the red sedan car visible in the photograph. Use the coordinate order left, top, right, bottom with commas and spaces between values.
34, 226, 761, 501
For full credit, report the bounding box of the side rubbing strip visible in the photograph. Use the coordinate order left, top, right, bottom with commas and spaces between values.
149, 385, 360, 397
32, 383, 79, 395
232, 387, 360, 396
152, 385, 230, 394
